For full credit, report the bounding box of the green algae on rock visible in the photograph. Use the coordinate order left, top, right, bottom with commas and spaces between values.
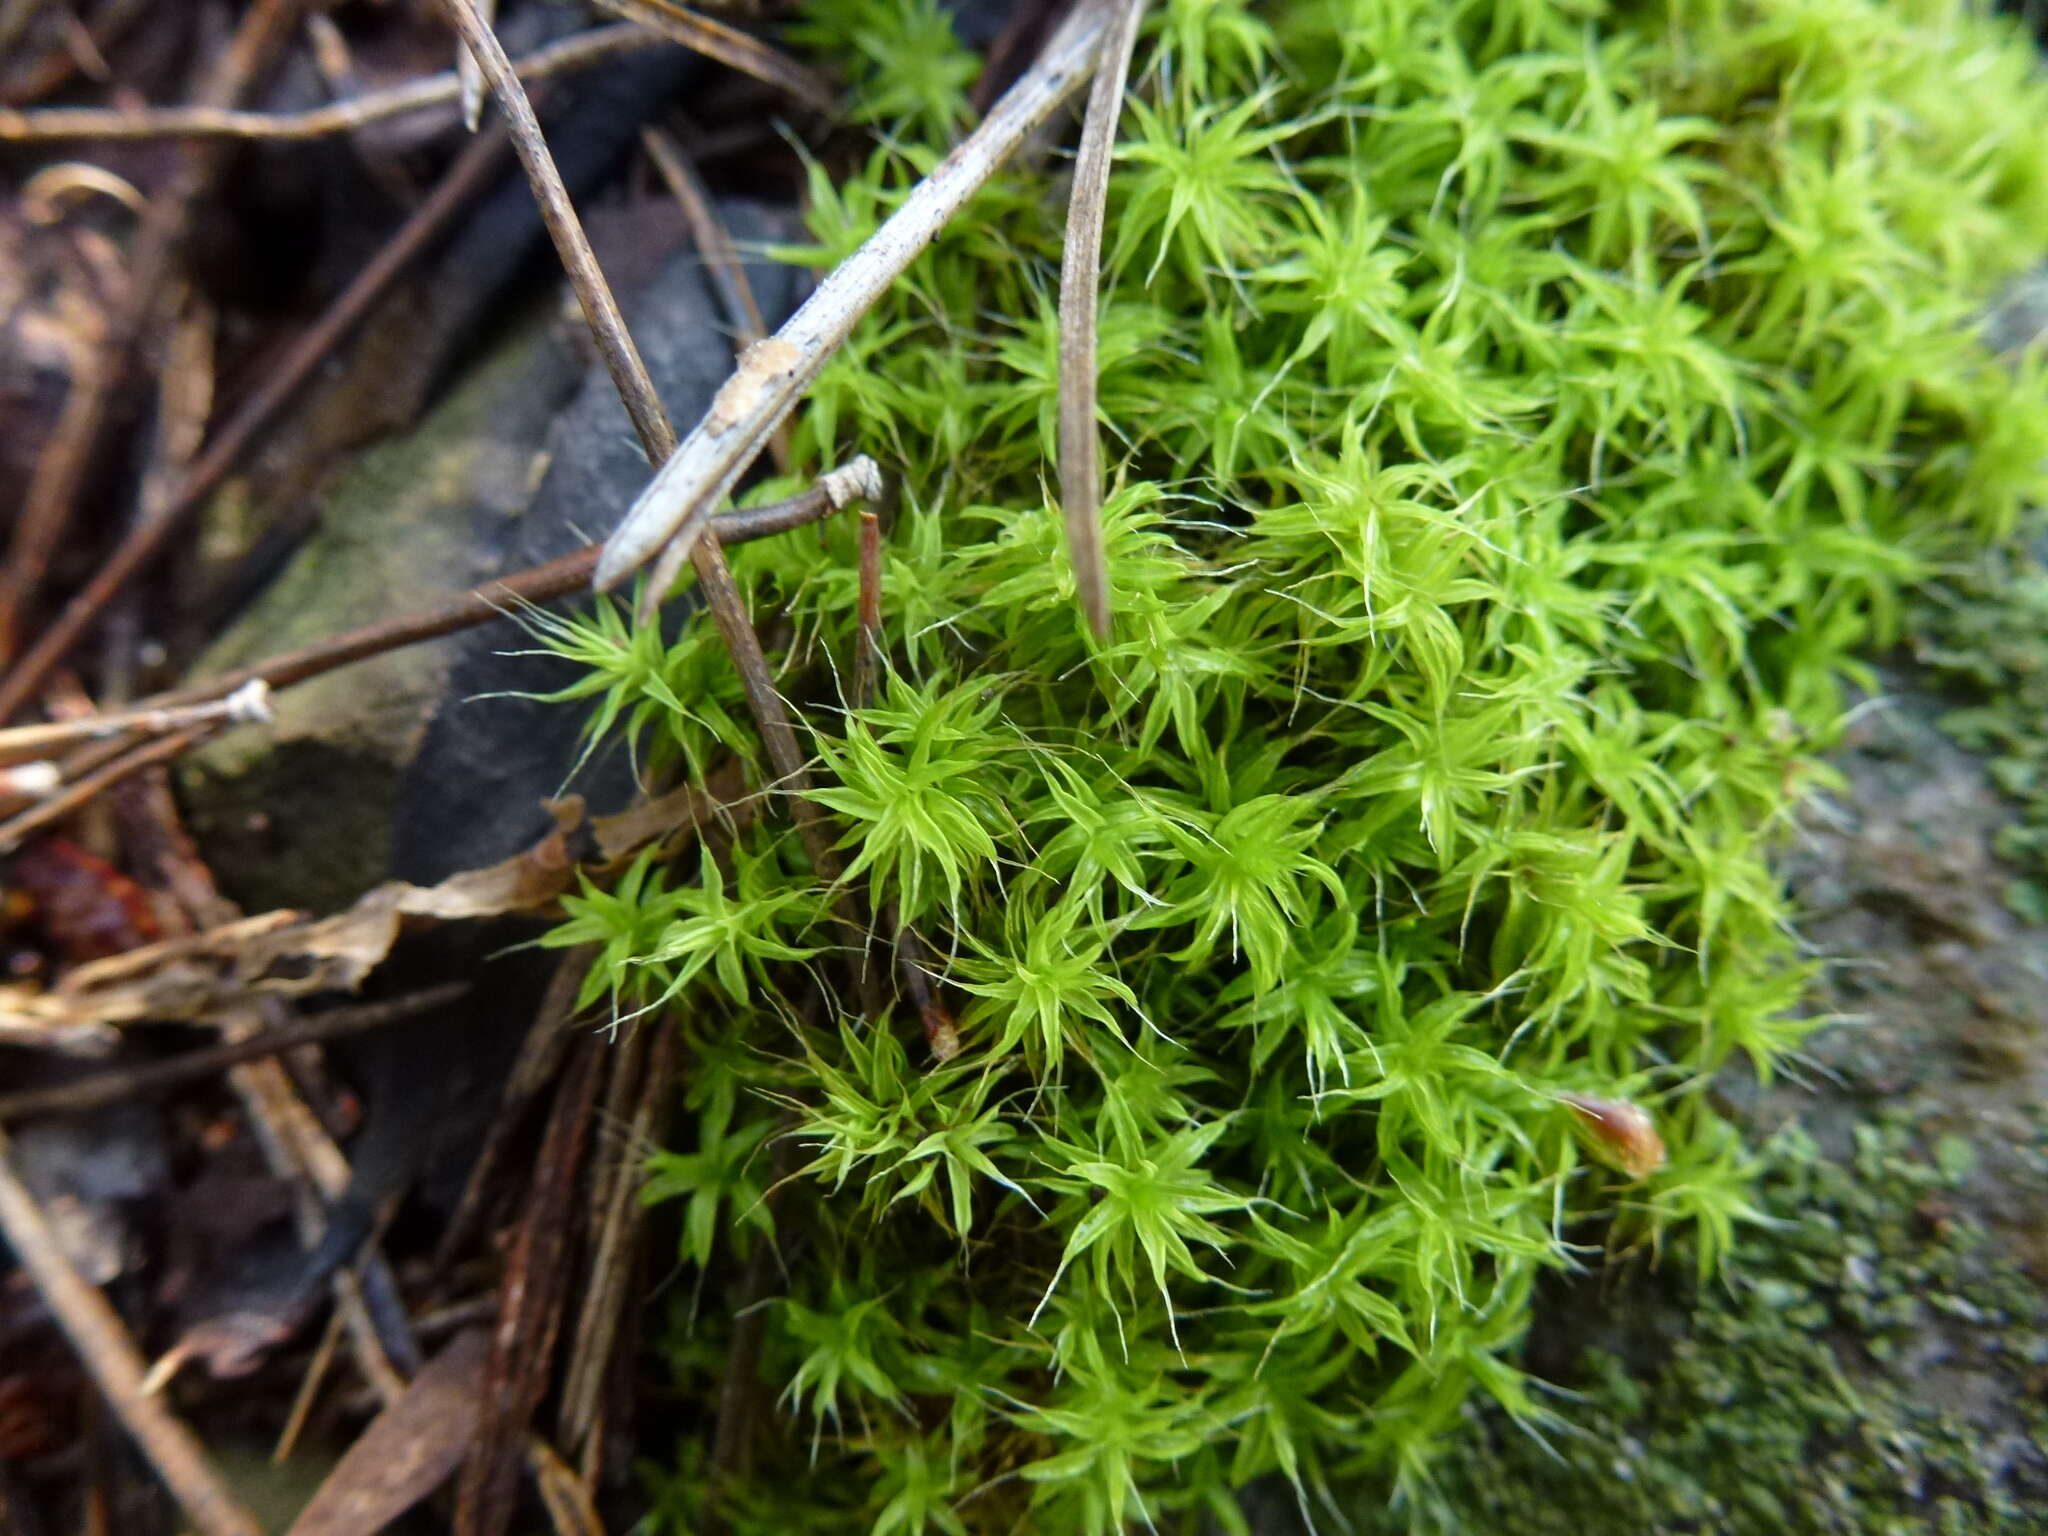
528, 0, 2048, 1528
1365, 1119, 2048, 1535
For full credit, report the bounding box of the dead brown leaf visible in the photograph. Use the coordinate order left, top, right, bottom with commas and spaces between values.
0, 781, 731, 1044
284, 1328, 491, 1536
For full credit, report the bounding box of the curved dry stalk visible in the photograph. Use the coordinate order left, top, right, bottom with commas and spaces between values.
1056, 0, 1148, 640
595, 0, 1116, 592
592, 0, 834, 114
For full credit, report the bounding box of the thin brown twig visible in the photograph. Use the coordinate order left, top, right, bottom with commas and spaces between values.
1, 480, 848, 852
0, 724, 209, 852
438, 0, 670, 455
0, 984, 469, 1123
853, 505, 882, 708
0, 22, 662, 141
0, 321, 108, 661
558, 1013, 677, 1459
98, 280, 217, 709
0, 123, 515, 723
892, 915, 959, 1062
590, 0, 834, 114
1055, 0, 1146, 641
0, 1124, 266, 1536
273, 1302, 346, 1464
140, 470, 866, 716
642, 127, 766, 339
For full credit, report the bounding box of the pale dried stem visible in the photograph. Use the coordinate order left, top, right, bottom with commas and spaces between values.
1056, 0, 1146, 640
0, 23, 658, 142
0, 679, 269, 761
596, 0, 1114, 591
456, 0, 496, 130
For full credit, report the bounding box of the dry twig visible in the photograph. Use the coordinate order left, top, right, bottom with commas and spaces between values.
0, 680, 269, 762
853, 504, 883, 708
0, 1125, 265, 1536
1056, 0, 1147, 639
0, 985, 468, 1123
558, 1014, 678, 1461
145, 466, 873, 716
0, 469, 859, 863
0, 302, 109, 661
0, 23, 660, 142
642, 127, 766, 339
642, 124, 792, 472
456, 0, 498, 130
597, 0, 1115, 592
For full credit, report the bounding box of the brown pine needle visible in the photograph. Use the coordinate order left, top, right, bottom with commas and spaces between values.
1055, 0, 1146, 641
591, 0, 835, 115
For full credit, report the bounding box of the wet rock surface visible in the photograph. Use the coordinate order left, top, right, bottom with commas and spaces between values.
178, 309, 582, 916
179, 203, 805, 911
1348, 671, 2048, 1534
1775, 679, 2048, 1274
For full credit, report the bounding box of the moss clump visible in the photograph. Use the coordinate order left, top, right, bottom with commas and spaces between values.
535, 0, 2048, 1527
1366, 1120, 2048, 1535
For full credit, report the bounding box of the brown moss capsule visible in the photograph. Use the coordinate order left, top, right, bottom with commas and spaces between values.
1558, 1092, 1666, 1179
923, 1002, 961, 1065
